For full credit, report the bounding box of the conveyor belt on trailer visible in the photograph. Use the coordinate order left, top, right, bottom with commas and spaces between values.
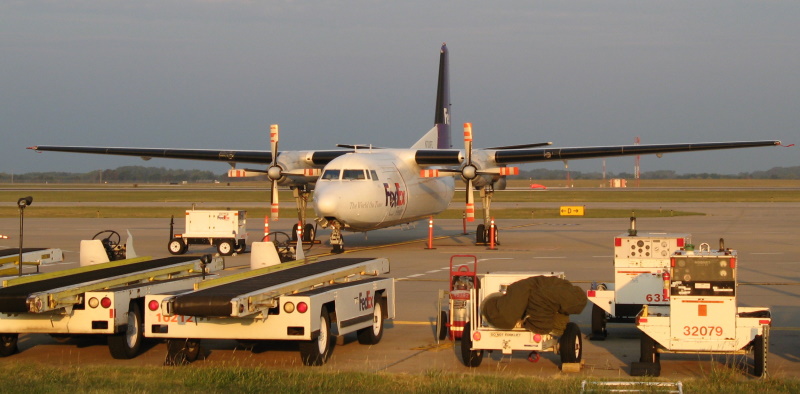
173, 258, 376, 317
0, 248, 51, 258
0, 256, 198, 313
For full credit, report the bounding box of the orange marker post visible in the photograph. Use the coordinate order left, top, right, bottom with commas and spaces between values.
425, 216, 436, 250
488, 217, 497, 250
263, 216, 270, 241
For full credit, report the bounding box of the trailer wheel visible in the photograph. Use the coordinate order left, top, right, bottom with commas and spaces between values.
168, 238, 186, 255
590, 304, 608, 340
437, 310, 449, 341
0, 334, 18, 357
165, 338, 201, 365
108, 302, 144, 359
357, 299, 385, 345
217, 240, 234, 256
753, 325, 769, 377
639, 332, 660, 364
460, 323, 483, 367
299, 307, 332, 366
559, 322, 582, 364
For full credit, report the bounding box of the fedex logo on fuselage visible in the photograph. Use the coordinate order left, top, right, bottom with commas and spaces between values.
384, 183, 406, 207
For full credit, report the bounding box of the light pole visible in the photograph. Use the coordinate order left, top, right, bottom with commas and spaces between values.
17, 196, 33, 277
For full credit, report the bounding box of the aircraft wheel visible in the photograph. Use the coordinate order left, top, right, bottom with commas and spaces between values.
357, 298, 385, 345
299, 307, 332, 366
291, 223, 300, 241
331, 244, 344, 254
437, 310, 449, 341
476, 224, 486, 244
234, 239, 247, 253
108, 302, 144, 359
217, 240, 234, 256
559, 322, 582, 364
303, 223, 316, 242
460, 322, 483, 367
753, 325, 769, 377
168, 238, 186, 255
0, 334, 19, 357
590, 304, 608, 340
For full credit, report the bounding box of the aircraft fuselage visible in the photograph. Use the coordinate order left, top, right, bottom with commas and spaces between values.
313, 149, 454, 232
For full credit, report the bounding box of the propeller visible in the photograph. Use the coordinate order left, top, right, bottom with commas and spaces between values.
268, 124, 281, 220
463, 123, 476, 222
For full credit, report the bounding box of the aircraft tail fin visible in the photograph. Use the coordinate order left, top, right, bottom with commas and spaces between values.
411, 43, 451, 150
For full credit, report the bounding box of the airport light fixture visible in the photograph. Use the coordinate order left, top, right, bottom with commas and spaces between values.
17, 196, 33, 277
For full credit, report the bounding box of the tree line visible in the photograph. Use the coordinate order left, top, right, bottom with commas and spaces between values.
1, 165, 798, 183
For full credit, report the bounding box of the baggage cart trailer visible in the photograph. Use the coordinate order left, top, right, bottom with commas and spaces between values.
632, 240, 771, 377
145, 257, 395, 366
0, 254, 223, 359
0, 247, 64, 276
459, 271, 584, 369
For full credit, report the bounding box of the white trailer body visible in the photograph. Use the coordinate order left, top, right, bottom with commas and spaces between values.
587, 227, 690, 339
632, 244, 771, 377
143, 257, 395, 366
0, 255, 224, 359
460, 271, 584, 369
169, 210, 247, 256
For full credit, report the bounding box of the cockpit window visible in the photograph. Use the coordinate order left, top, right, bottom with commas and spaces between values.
370, 170, 379, 181
342, 169, 367, 180
321, 169, 340, 180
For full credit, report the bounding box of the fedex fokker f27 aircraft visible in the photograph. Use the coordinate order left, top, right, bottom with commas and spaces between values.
29, 44, 782, 253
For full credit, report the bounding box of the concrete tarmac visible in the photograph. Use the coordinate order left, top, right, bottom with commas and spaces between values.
0, 201, 798, 379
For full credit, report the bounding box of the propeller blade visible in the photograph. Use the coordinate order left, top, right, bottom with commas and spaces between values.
463, 123, 473, 165
270, 124, 279, 164
270, 179, 280, 220
465, 179, 475, 222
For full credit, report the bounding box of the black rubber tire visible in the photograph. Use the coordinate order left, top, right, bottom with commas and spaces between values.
303, 223, 316, 242
591, 304, 608, 340
299, 307, 332, 366
168, 238, 186, 255
108, 302, 144, 359
291, 223, 300, 241
331, 244, 344, 254
639, 332, 660, 364
357, 298, 384, 345
0, 334, 19, 357
460, 322, 483, 367
476, 224, 486, 244
234, 239, 247, 253
559, 322, 583, 364
217, 240, 234, 256
438, 310, 449, 341
753, 325, 768, 377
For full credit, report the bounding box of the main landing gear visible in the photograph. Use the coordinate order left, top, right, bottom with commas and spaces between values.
473, 186, 500, 246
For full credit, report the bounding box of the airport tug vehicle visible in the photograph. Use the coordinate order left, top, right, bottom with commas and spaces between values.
587, 218, 689, 340
0, 252, 223, 359
436, 255, 479, 341
457, 269, 584, 369
144, 257, 394, 366
632, 240, 771, 377
168, 209, 247, 256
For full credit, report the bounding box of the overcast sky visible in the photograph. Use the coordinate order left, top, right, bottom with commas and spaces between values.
2, 0, 797, 176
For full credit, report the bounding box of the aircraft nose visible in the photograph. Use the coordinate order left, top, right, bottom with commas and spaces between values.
314, 193, 339, 217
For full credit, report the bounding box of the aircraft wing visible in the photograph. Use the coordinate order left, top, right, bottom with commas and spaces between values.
490, 140, 782, 164
27, 146, 349, 166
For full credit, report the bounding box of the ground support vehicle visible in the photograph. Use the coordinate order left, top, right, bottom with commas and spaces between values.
0, 247, 63, 276
436, 255, 478, 341
0, 254, 223, 359
145, 257, 394, 366
587, 219, 690, 340
168, 210, 247, 256
459, 271, 583, 370
632, 241, 771, 377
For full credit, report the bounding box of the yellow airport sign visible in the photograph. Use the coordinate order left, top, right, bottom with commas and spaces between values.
560, 206, 585, 216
